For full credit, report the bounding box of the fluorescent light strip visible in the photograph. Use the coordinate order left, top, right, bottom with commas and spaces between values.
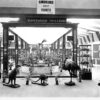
0, 17, 19, 22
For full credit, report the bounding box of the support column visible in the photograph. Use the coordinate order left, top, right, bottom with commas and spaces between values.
3, 24, 9, 82
23, 41, 25, 49
62, 34, 66, 62
0, 41, 1, 79
25, 42, 28, 58
57, 39, 60, 55
27, 43, 30, 51
50, 43, 53, 56
27, 44, 30, 54
54, 42, 56, 56
72, 25, 78, 64
21, 39, 23, 49
15, 34, 18, 67
52, 43, 54, 57
25, 42, 27, 50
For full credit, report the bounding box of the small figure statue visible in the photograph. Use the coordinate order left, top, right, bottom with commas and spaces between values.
26, 74, 31, 85
55, 76, 59, 85
79, 70, 82, 82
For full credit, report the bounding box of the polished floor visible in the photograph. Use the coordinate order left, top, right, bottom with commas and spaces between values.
0, 66, 100, 97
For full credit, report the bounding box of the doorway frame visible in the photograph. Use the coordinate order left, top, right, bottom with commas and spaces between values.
2, 14, 78, 77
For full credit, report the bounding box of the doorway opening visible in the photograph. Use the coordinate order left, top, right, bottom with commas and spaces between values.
1, 15, 78, 79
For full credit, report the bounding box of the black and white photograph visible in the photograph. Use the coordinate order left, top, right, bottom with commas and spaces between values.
0, 0, 100, 99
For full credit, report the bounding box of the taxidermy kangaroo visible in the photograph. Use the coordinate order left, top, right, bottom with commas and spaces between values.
7, 65, 20, 85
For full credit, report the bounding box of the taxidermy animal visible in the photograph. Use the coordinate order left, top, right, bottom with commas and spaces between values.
7, 65, 20, 85
32, 74, 48, 84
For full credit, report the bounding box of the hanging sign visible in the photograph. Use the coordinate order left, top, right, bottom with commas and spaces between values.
25, 17, 66, 24
37, 0, 55, 14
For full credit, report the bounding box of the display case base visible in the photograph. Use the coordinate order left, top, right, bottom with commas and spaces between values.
65, 81, 76, 86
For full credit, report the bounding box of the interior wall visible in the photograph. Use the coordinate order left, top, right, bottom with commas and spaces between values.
0, 0, 36, 8
0, 0, 100, 9
56, 0, 100, 9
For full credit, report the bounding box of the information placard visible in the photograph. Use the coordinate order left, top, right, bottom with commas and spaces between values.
37, 0, 55, 14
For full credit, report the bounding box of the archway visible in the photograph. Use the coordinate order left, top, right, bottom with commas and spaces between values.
2, 14, 78, 78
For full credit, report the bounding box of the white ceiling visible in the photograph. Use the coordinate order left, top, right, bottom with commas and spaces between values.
67, 18, 100, 32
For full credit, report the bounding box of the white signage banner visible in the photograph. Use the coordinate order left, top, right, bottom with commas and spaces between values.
37, 0, 55, 14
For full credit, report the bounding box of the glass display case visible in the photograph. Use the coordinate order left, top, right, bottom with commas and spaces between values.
79, 45, 92, 80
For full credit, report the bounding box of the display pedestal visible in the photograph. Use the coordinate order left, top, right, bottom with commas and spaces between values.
41, 83, 48, 86
65, 81, 75, 86
3, 83, 20, 88
98, 83, 100, 86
